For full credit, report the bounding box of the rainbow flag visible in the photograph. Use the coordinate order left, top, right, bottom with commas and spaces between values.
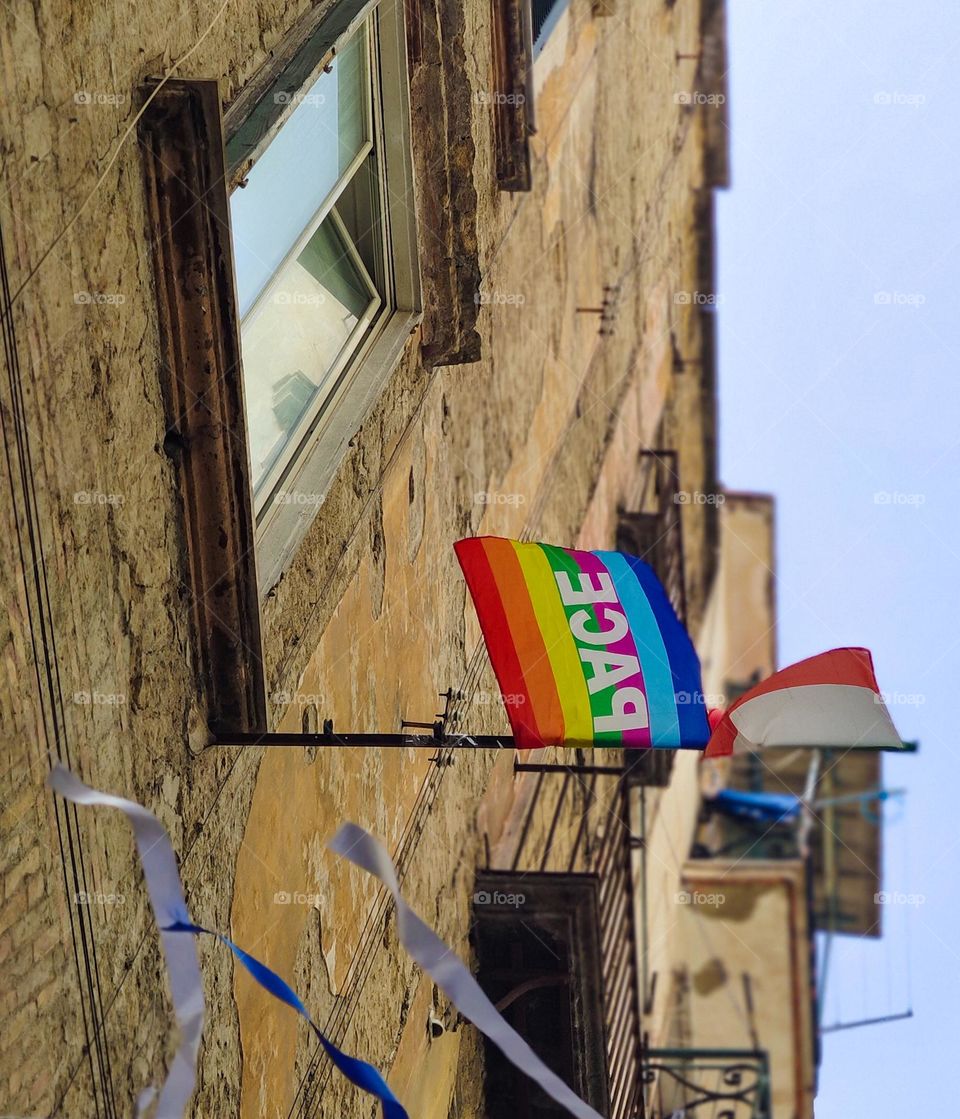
455, 537, 710, 749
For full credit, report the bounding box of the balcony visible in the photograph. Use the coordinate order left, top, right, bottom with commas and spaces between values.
478, 755, 645, 1119
642, 1048, 772, 1119
617, 449, 688, 621
616, 449, 688, 789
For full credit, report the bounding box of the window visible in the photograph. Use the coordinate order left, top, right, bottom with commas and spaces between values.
532, 0, 572, 55
471, 873, 610, 1116
488, 0, 574, 193
226, 0, 421, 589
138, 0, 420, 731
231, 20, 386, 499
490, 0, 533, 191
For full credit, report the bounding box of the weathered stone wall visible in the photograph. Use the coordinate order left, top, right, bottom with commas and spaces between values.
677, 860, 816, 1119
0, 0, 724, 1116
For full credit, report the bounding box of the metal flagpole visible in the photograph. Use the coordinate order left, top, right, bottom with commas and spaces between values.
208, 732, 918, 750
209, 730, 514, 748
209, 690, 921, 750
821, 1010, 913, 1034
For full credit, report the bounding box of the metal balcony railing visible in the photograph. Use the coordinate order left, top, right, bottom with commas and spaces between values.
486, 755, 646, 1119
616, 450, 688, 623
642, 1048, 772, 1119
615, 450, 689, 790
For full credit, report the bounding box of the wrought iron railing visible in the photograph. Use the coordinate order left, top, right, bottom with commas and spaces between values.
487, 755, 646, 1119
617, 450, 688, 789
617, 450, 687, 622
642, 1048, 772, 1119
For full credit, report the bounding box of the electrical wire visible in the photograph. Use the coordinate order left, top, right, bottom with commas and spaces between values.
0, 211, 117, 1119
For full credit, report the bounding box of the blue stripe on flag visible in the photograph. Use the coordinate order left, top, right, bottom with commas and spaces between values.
621, 554, 710, 747
596, 551, 680, 746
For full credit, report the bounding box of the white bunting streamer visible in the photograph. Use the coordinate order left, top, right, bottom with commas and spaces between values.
329, 823, 608, 1119
49, 766, 204, 1119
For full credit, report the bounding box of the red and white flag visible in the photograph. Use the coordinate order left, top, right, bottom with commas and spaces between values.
705, 647, 904, 757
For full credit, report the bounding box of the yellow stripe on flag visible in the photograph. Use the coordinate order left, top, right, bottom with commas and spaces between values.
512, 541, 594, 744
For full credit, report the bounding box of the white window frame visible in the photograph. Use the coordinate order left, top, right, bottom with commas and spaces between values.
232, 0, 421, 595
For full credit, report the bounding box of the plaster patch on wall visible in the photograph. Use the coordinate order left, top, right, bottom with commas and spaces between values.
692, 956, 728, 996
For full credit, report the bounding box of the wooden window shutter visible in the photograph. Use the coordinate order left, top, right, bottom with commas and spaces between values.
490, 0, 534, 191
139, 78, 267, 735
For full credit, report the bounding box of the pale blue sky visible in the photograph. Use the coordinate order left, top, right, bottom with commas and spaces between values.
718, 1, 960, 1112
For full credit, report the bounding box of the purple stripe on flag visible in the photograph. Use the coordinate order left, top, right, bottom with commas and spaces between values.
570, 549, 652, 748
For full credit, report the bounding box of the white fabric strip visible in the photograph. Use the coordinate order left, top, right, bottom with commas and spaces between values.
329, 822, 608, 1119
49, 766, 204, 1119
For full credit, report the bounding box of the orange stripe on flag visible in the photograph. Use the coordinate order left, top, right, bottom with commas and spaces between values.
482, 538, 565, 745
454, 538, 544, 747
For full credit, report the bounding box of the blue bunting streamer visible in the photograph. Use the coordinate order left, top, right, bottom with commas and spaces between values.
330, 823, 608, 1119
49, 765, 407, 1119
165, 920, 409, 1119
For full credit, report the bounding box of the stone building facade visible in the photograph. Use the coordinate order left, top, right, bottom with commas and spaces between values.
0, 0, 729, 1116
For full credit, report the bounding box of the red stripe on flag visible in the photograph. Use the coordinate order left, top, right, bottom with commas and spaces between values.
454, 539, 548, 748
